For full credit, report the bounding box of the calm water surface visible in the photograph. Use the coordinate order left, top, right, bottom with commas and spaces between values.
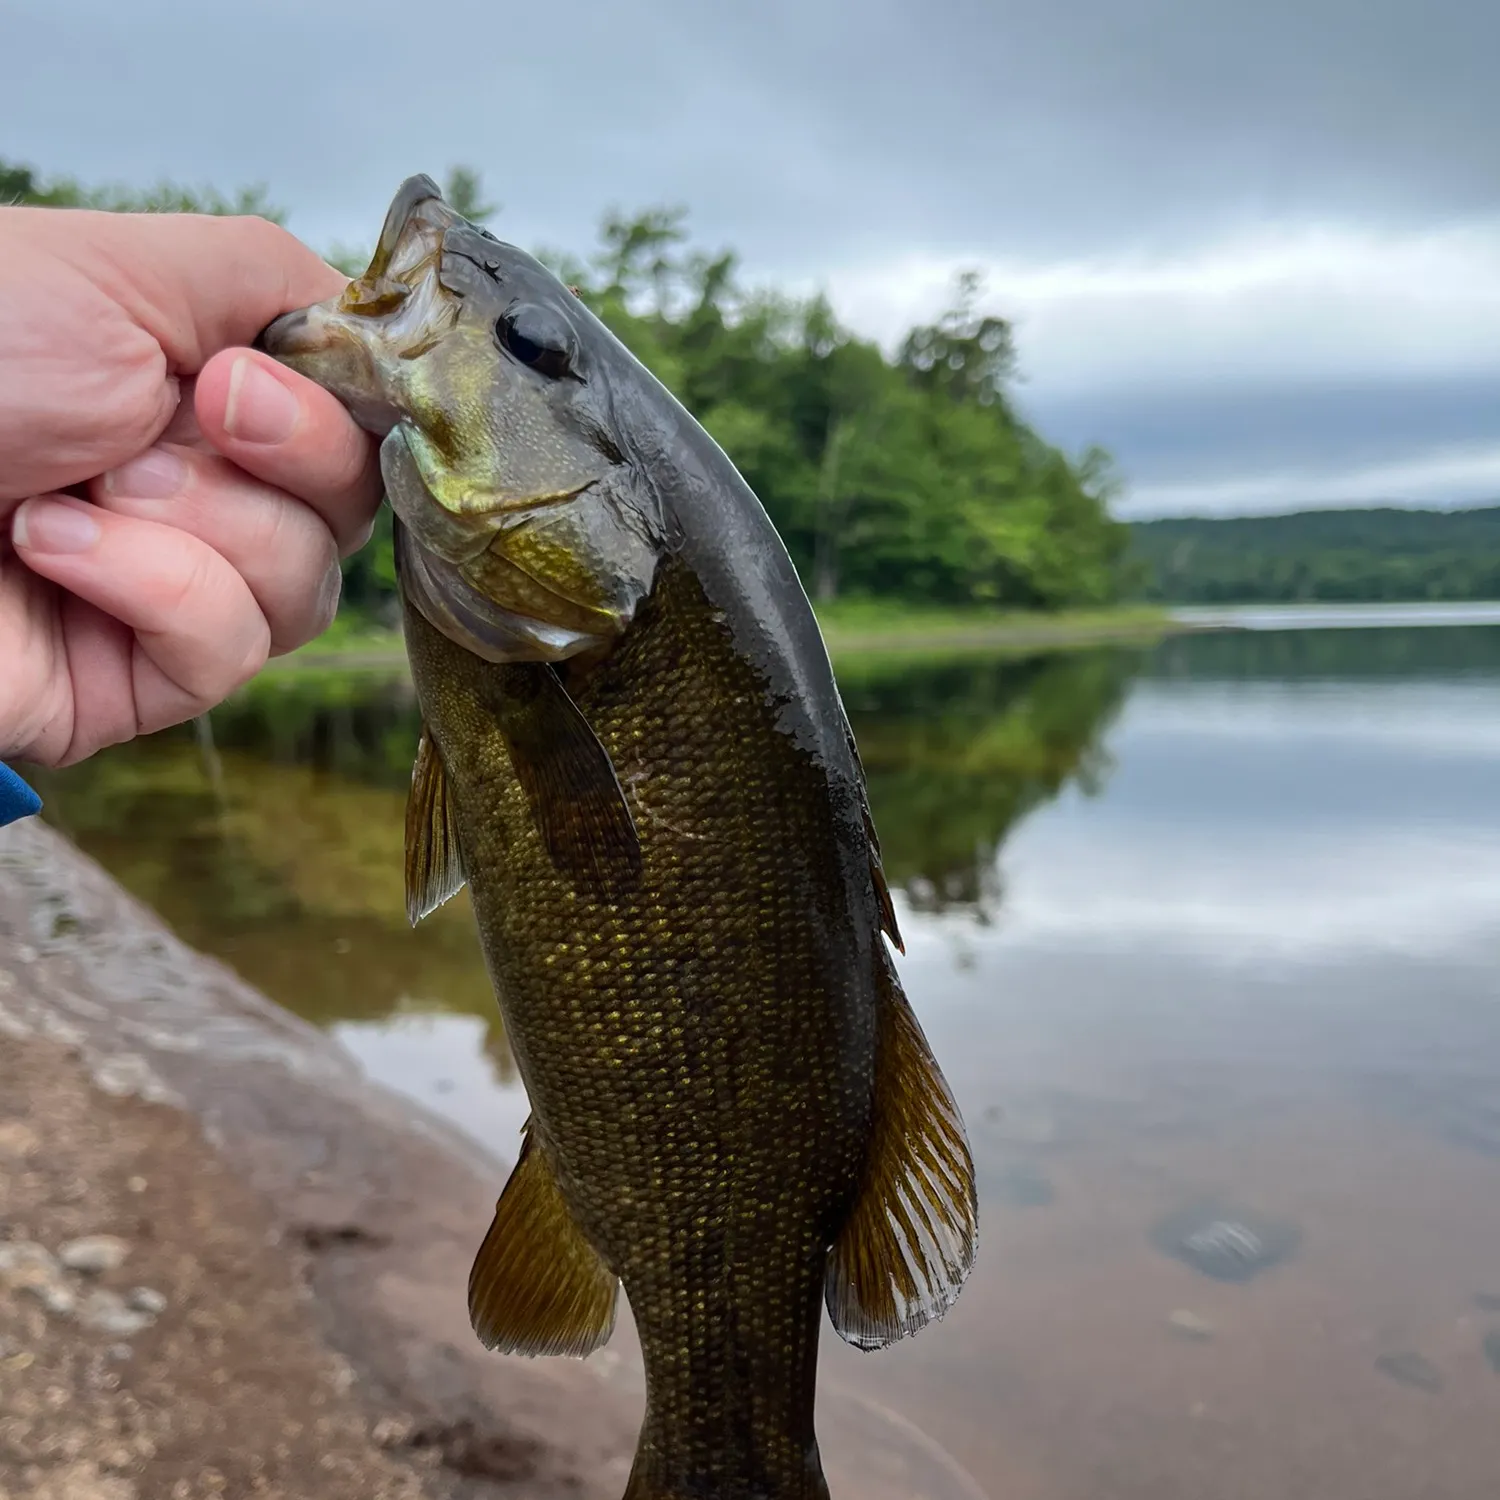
36, 623, 1500, 1500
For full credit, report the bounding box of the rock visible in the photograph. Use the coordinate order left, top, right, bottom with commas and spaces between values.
0, 1120, 40, 1157
126, 1287, 167, 1316
1167, 1309, 1215, 1341
1375, 1351, 1443, 1393
76, 1290, 155, 1338
21, 1279, 77, 1317
1483, 1331, 1500, 1375
0, 1240, 57, 1280
1, 1242, 76, 1314
59, 1235, 131, 1275
1151, 1203, 1300, 1284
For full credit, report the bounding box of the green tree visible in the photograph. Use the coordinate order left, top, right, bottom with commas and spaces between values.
3, 159, 1130, 617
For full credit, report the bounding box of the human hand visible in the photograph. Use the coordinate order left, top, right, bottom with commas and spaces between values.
0, 206, 381, 768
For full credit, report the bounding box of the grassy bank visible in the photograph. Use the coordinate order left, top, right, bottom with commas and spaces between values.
270, 602, 1180, 673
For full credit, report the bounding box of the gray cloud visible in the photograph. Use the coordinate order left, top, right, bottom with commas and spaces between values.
5, 0, 1500, 513
1025, 376, 1500, 515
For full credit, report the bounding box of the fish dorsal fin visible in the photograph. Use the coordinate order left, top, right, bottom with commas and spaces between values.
405, 728, 466, 926
488, 664, 643, 901
469, 1125, 620, 1357
826, 952, 977, 1349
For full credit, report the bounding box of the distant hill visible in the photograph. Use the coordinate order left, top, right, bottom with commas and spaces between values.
1127, 506, 1500, 603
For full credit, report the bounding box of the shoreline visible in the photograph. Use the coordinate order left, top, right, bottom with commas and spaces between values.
270, 605, 1193, 674
0, 818, 642, 1500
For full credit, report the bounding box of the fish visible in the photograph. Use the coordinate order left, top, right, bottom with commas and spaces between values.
258, 175, 977, 1500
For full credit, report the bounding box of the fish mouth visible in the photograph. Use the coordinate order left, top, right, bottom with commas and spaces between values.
256, 175, 464, 432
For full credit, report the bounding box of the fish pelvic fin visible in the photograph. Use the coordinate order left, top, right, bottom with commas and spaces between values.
405, 727, 467, 926
489, 664, 643, 901
469, 1125, 619, 1357
825, 949, 977, 1350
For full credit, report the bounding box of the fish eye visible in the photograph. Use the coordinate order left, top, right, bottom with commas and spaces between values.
497, 303, 576, 379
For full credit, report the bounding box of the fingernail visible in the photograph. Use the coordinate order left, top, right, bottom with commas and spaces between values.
104, 447, 187, 500
223, 355, 299, 445
13, 498, 101, 554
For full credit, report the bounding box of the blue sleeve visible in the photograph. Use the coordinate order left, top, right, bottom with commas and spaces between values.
0, 762, 42, 827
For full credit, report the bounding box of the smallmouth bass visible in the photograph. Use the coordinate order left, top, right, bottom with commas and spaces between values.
259, 176, 977, 1500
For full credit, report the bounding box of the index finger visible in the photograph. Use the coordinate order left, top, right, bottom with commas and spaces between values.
8, 206, 349, 374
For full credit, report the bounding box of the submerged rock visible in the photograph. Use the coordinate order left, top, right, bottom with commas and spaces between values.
1375, 1351, 1443, 1393
1167, 1309, 1216, 1341
1151, 1203, 1300, 1284
1483, 1331, 1500, 1375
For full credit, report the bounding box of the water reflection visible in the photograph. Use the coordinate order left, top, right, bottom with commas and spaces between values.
841, 649, 1137, 912
33, 647, 1133, 998
32, 623, 1500, 1500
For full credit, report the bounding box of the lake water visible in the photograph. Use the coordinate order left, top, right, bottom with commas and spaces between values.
34, 618, 1500, 1500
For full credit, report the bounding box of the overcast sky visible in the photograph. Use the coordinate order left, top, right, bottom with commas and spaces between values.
7, 0, 1500, 517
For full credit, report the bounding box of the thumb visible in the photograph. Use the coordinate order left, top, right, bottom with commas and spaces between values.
11, 206, 349, 374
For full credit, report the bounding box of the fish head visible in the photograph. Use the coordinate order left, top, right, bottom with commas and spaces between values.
258, 174, 663, 664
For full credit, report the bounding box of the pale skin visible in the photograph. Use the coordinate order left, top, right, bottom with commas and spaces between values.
0, 206, 381, 768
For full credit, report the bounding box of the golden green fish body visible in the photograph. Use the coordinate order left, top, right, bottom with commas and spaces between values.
409, 562, 874, 1497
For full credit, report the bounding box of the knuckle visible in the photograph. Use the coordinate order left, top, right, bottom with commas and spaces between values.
156, 541, 221, 624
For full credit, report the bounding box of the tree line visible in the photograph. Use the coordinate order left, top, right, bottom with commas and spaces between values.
5, 158, 1130, 617
1129, 507, 1500, 604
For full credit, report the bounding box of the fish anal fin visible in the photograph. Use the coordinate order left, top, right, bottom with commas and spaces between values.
405, 728, 466, 926
491, 665, 643, 900
469, 1128, 619, 1358
826, 953, 976, 1350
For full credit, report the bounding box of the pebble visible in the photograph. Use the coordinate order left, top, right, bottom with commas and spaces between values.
1167, 1309, 1216, 1341
59, 1235, 131, 1275
76, 1291, 154, 1339
126, 1287, 167, 1316
22, 1281, 77, 1317
0, 1241, 57, 1279
0, 1120, 40, 1157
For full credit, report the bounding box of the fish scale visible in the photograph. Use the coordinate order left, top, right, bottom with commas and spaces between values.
409, 564, 873, 1497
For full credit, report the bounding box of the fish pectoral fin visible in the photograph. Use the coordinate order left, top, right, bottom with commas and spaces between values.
405, 728, 466, 926
490, 664, 643, 900
468, 1128, 620, 1357
826, 951, 977, 1350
